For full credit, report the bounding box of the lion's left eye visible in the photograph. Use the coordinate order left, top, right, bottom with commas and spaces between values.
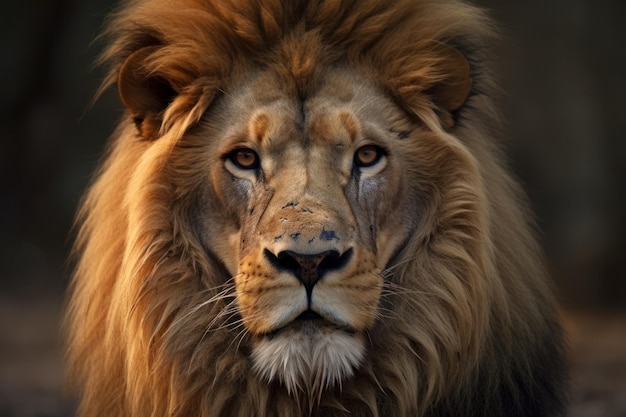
228, 148, 260, 170
354, 145, 384, 168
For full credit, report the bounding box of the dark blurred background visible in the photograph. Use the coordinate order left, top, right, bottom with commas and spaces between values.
1, 0, 625, 416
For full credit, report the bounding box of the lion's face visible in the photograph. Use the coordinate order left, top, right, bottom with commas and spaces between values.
198, 69, 415, 392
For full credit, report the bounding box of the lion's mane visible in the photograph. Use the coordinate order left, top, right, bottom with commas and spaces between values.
66, 0, 567, 416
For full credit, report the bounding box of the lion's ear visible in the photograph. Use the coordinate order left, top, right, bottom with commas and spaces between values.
118, 46, 177, 139
432, 45, 473, 117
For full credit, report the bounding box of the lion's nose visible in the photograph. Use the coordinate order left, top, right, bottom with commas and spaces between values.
264, 248, 353, 293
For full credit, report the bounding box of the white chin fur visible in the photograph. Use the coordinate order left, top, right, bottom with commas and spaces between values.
251, 327, 365, 395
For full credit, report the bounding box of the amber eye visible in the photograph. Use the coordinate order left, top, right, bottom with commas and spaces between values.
354, 145, 384, 167
228, 148, 259, 170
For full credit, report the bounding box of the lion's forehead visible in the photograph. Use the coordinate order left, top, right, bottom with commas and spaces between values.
249, 100, 362, 150
225, 69, 391, 151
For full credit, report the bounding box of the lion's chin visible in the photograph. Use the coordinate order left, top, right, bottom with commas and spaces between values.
251, 321, 366, 395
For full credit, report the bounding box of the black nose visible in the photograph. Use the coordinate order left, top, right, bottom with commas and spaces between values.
264, 248, 353, 292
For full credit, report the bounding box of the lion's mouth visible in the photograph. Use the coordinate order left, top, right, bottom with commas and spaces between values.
251, 311, 367, 393
262, 309, 357, 338
295, 310, 323, 321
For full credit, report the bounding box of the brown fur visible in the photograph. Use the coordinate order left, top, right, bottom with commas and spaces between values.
66, 0, 567, 416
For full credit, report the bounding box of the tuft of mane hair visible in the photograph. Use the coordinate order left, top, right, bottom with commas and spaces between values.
65, 0, 568, 416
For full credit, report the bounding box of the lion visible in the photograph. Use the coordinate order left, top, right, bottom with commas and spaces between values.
65, 0, 568, 416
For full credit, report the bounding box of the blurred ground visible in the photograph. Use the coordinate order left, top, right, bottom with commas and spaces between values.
565, 311, 626, 417
0, 294, 72, 417
0, 295, 625, 416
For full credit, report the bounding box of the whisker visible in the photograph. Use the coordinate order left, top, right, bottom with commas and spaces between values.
169, 280, 238, 330
381, 280, 439, 297
234, 329, 250, 354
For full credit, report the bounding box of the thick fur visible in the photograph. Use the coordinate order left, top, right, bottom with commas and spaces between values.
66, 0, 568, 416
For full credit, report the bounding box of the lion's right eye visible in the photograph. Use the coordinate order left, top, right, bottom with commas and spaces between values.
228, 148, 260, 170
354, 145, 385, 168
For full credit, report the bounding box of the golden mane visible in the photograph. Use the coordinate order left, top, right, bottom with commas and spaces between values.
95, 0, 494, 134
66, 1, 567, 416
